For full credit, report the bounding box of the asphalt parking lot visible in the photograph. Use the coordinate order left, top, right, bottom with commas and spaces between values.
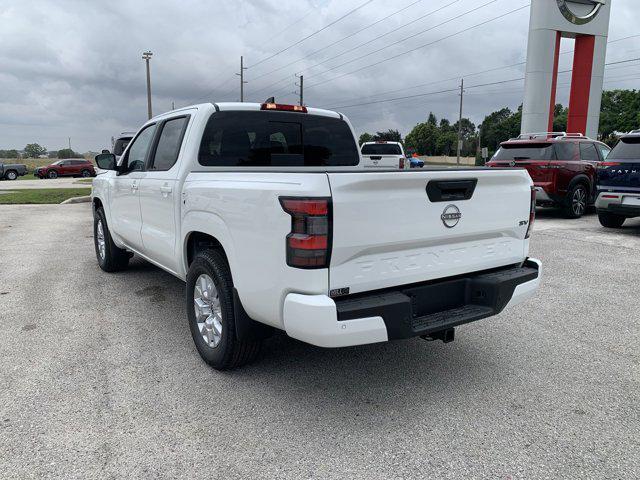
1, 204, 638, 479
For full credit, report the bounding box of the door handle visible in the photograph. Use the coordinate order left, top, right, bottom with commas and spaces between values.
160, 185, 172, 194
131, 183, 139, 191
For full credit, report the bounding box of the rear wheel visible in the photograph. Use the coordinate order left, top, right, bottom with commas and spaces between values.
563, 184, 588, 218
47, 170, 58, 179
598, 211, 626, 228
81, 169, 91, 177
186, 249, 261, 370
4, 170, 18, 180
94, 207, 130, 272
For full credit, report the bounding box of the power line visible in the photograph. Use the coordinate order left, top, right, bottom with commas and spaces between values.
308, 0, 486, 74
306, 3, 530, 89
248, 0, 375, 69
249, 0, 430, 82
250, 0, 478, 95
327, 56, 640, 110
258, 8, 318, 48
323, 38, 639, 108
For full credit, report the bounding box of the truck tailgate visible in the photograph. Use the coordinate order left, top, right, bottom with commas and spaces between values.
327, 169, 532, 295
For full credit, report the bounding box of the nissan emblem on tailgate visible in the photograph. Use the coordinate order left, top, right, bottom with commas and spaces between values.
441, 205, 462, 228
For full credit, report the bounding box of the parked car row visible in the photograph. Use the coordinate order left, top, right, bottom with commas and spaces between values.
486, 130, 640, 227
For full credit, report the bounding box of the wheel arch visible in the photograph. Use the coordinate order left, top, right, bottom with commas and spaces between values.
181, 211, 237, 280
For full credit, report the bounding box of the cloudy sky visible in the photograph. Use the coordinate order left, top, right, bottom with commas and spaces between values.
1, 0, 638, 152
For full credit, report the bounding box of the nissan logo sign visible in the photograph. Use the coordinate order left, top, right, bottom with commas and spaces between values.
557, 0, 606, 25
441, 205, 462, 228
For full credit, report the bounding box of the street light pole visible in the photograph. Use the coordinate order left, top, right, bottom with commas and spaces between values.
142, 51, 153, 119
456, 78, 464, 166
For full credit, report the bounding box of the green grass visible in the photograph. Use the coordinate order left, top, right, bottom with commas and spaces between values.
74, 178, 94, 184
0, 188, 91, 204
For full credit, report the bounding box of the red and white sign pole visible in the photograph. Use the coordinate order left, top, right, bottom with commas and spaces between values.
521, 0, 611, 139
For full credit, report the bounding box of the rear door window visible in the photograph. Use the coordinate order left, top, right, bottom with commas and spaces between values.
149, 116, 189, 171
198, 111, 359, 167
361, 144, 402, 155
579, 142, 599, 161
553, 142, 576, 160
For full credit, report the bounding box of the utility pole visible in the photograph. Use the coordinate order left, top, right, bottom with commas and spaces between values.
171, 101, 175, 110
236, 56, 247, 102
456, 78, 465, 166
295, 74, 304, 106
142, 51, 153, 119
68, 137, 71, 151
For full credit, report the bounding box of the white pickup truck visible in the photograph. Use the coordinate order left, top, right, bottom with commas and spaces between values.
361, 141, 408, 169
92, 102, 541, 370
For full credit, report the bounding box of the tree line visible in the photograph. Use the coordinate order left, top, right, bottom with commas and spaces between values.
0, 143, 82, 159
358, 89, 639, 160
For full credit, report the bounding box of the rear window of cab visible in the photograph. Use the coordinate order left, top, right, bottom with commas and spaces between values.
198, 111, 359, 167
361, 143, 402, 155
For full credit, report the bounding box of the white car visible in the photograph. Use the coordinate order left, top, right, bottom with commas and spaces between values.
361, 141, 408, 169
92, 101, 541, 370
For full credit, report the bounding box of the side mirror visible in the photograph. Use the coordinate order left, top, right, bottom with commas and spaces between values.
95, 153, 117, 170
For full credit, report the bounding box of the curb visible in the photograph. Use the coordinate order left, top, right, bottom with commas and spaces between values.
61, 195, 91, 205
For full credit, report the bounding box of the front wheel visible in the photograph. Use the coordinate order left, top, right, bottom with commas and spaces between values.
598, 211, 626, 228
186, 249, 261, 370
47, 170, 58, 179
81, 169, 92, 178
94, 208, 130, 272
4, 170, 18, 180
563, 184, 588, 218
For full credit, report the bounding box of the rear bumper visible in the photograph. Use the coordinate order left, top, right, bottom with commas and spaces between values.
596, 192, 640, 217
283, 259, 541, 348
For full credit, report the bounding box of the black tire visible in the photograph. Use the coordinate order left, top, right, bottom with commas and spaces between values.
81, 169, 91, 178
598, 211, 626, 228
93, 207, 130, 272
48, 170, 58, 179
563, 183, 588, 218
4, 170, 18, 180
186, 249, 261, 370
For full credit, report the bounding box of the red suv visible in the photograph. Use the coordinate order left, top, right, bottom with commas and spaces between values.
34, 159, 96, 179
486, 133, 611, 218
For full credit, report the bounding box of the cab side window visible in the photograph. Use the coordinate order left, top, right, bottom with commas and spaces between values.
149, 117, 189, 171
122, 124, 156, 173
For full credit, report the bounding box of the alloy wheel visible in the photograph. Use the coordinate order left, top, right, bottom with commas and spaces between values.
193, 274, 223, 348
96, 219, 106, 260
572, 187, 586, 217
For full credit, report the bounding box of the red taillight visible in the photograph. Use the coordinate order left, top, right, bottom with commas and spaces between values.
601, 194, 619, 199
280, 197, 331, 269
526, 186, 535, 239
261, 103, 307, 113
599, 161, 621, 167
